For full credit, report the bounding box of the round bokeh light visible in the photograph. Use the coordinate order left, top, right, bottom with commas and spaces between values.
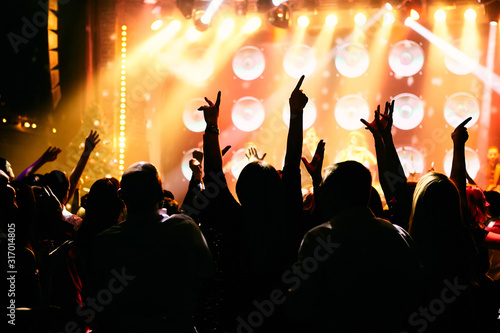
335, 95, 370, 130
335, 43, 370, 78
232, 46, 265, 81
393, 93, 424, 130
232, 96, 266, 132
389, 40, 424, 77
396, 146, 425, 177
183, 98, 206, 132
283, 45, 317, 79
444, 92, 480, 128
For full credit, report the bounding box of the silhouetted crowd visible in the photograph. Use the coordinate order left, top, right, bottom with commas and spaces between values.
2, 77, 500, 333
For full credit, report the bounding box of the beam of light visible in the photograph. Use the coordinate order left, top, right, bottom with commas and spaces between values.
201, 0, 224, 24
410, 9, 420, 21
355, 13, 367, 26
297, 15, 310, 28
464, 8, 476, 22
434, 9, 446, 22
325, 14, 338, 27
383, 11, 395, 25
241, 17, 261, 34
151, 19, 163, 31
384, 3, 392, 11
478, 22, 497, 179
217, 18, 235, 41
405, 19, 500, 95
139, 20, 182, 54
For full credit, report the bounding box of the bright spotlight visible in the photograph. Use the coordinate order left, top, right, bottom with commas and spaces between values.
434, 9, 446, 22
272, 0, 287, 6
385, 3, 393, 11
217, 18, 235, 40
326, 14, 338, 27
383, 12, 395, 25
242, 17, 261, 33
464, 8, 477, 22
410, 9, 420, 21
354, 13, 367, 26
297, 15, 310, 28
151, 19, 163, 30
201, 0, 224, 25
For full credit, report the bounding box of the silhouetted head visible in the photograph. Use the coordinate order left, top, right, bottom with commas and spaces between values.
236, 161, 284, 211
466, 186, 489, 225
120, 162, 163, 213
320, 160, 372, 220
485, 191, 500, 218
87, 177, 123, 218
409, 172, 463, 238
43, 170, 69, 204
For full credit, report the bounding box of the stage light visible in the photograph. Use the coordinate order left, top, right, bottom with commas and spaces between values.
396, 146, 425, 178
201, 0, 224, 25
464, 9, 476, 22
283, 44, 317, 78
232, 97, 266, 132
491, 21, 498, 26
334, 95, 370, 131
297, 15, 310, 28
410, 9, 420, 21
31, 123, 37, 129
217, 18, 235, 40
52, 128, 57, 133
233, 46, 265, 80
242, 17, 262, 33
383, 12, 395, 25
268, 3, 290, 29
272, 0, 287, 6
283, 99, 317, 130
325, 14, 338, 27
434, 9, 446, 22
183, 98, 207, 132
151, 19, 163, 30
194, 10, 210, 31
355, 13, 367, 26
186, 26, 202, 41
24, 122, 30, 128
384, 3, 393, 11
444, 147, 480, 178
2, 118, 6, 123
335, 43, 369, 78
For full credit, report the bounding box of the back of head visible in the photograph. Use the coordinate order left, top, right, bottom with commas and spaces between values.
236, 161, 284, 211
87, 178, 123, 218
43, 170, 69, 204
120, 162, 163, 213
320, 160, 372, 220
485, 190, 500, 218
466, 186, 489, 225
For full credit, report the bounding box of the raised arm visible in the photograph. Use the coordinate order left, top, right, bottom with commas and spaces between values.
66, 130, 100, 204
450, 117, 472, 216
16, 146, 61, 180
284, 75, 308, 169
198, 92, 222, 174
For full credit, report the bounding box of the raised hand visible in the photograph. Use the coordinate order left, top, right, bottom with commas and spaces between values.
301, 139, 325, 184
451, 117, 471, 145
85, 130, 100, 152
189, 158, 203, 180
289, 75, 308, 112
41, 146, 62, 163
360, 105, 383, 142
198, 91, 221, 126
379, 100, 395, 138
245, 147, 267, 163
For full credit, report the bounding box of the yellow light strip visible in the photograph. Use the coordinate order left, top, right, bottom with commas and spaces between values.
119, 25, 127, 173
